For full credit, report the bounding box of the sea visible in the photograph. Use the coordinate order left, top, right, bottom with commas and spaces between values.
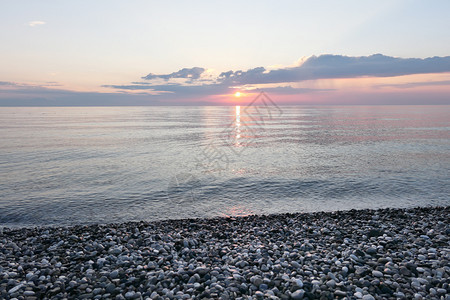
0, 105, 449, 227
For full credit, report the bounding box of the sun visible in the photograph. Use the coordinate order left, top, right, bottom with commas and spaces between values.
234, 92, 241, 97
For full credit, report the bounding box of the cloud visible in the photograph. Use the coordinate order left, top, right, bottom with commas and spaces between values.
42, 82, 63, 87
3, 86, 448, 106
28, 21, 46, 27
142, 67, 205, 80
104, 82, 232, 97
0, 81, 62, 89
0, 81, 18, 86
219, 67, 267, 83
104, 83, 332, 96
2, 78, 449, 106
260, 86, 334, 94
375, 80, 450, 89
120, 54, 450, 98
3, 54, 450, 106
218, 54, 450, 85
0, 84, 176, 106
0, 81, 221, 106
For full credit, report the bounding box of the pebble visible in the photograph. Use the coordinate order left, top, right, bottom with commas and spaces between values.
109, 269, 119, 279
326, 279, 336, 288
334, 290, 347, 297
399, 266, 411, 276
8, 284, 23, 294
0, 206, 447, 299
23, 290, 35, 296
254, 291, 264, 297
293, 278, 303, 288
106, 283, 116, 293
291, 289, 305, 299
194, 267, 208, 275
414, 293, 423, 300
366, 247, 377, 255
372, 270, 383, 277
417, 254, 426, 261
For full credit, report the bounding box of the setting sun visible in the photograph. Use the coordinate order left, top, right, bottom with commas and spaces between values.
234, 92, 241, 97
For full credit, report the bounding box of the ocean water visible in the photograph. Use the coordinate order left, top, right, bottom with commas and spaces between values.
0, 105, 449, 227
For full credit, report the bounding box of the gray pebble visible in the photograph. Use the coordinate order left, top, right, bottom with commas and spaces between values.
291, 289, 305, 299
372, 270, 383, 277
0, 206, 447, 300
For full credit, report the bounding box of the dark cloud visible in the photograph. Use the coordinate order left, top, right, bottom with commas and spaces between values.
219, 54, 450, 85
218, 70, 234, 79
109, 54, 450, 97
142, 67, 205, 80
218, 67, 266, 84
106, 53, 450, 99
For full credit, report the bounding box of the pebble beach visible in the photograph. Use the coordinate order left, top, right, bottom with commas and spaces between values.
1, 206, 449, 299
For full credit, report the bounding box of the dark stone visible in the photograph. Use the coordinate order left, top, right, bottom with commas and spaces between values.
399, 266, 411, 276
379, 283, 393, 295
355, 268, 370, 277
368, 229, 384, 238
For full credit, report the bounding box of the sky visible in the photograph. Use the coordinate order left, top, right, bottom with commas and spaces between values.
1, 0, 450, 106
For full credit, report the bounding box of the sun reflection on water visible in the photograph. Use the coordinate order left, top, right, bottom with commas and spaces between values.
220, 205, 254, 217
235, 105, 241, 146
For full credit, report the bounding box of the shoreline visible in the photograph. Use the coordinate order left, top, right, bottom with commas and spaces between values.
1, 206, 449, 299
1, 205, 447, 230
